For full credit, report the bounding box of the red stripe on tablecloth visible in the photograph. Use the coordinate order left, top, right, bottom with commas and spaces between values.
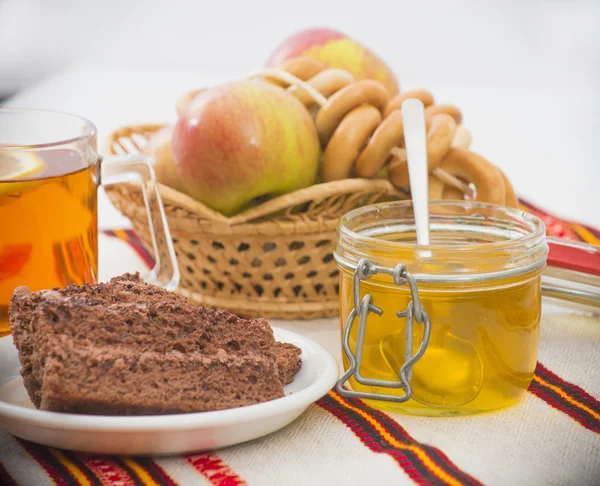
103, 229, 155, 269
335, 391, 482, 486
71, 452, 180, 486
50, 450, 143, 486
186, 454, 248, 486
53, 450, 102, 486
122, 229, 155, 269
320, 393, 442, 485
570, 223, 600, 246
529, 380, 600, 434
546, 239, 600, 277
583, 223, 600, 241
520, 198, 600, 245
519, 200, 582, 242
0, 462, 18, 486
529, 363, 600, 434
536, 363, 600, 412
319, 390, 483, 486
109, 458, 146, 486
16, 438, 81, 486
70, 455, 141, 486
132, 457, 180, 486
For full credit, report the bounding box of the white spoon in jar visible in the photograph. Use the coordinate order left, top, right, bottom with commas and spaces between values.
380, 100, 484, 408
401, 98, 431, 251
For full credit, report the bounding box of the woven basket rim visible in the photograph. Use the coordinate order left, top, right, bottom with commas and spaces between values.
103, 123, 406, 226
105, 191, 341, 236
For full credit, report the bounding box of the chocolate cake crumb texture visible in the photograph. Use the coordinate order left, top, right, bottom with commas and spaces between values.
9, 273, 302, 415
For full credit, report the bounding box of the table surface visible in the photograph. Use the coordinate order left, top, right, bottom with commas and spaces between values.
1, 232, 598, 486
4, 64, 600, 230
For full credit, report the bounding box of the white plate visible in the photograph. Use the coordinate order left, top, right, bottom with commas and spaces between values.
0, 328, 338, 456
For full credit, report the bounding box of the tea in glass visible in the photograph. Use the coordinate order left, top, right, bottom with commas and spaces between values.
0, 148, 98, 336
0, 107, 179, 338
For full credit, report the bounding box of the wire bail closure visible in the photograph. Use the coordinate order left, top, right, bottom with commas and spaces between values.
335, 258, 431, 402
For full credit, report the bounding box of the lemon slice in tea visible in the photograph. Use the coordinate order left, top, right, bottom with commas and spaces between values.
0, 152, 46, 197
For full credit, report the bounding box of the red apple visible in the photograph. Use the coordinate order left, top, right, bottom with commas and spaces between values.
175, 89, 204, 114
142, 126, 186, 193
266, 28, 399, 95
172, 79, 321, 216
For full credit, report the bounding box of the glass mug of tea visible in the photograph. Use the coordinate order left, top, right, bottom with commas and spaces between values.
0, 108, 179, 336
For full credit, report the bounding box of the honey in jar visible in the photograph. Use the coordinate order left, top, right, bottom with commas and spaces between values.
334, 201, 548, 416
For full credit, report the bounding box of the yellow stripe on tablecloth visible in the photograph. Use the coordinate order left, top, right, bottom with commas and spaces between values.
48, 449, 93, 486
122, 458, 162, 486
113, 229, 131, 243
329, 391, 462, 486
532, 375, 600, 421
571, 223, 600, 246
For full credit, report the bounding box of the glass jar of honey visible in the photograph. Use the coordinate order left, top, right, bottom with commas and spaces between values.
334, 200, 549, 416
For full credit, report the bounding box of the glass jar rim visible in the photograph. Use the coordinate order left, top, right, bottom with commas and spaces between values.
335, 200, 548, 282
0, 107, 97, 150
338, 200, 546, 252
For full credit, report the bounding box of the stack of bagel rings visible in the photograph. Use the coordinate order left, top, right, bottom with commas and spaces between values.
175, 57, 518, 208
253, 57, 517, 208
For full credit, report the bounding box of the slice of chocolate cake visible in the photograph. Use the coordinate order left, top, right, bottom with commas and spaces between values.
275, 342, 303, 385
10, 273, 188, 408
9, 274, 302, 415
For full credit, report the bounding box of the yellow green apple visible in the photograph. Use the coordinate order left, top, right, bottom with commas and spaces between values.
172, 79, 321, 216
266, 27, 399, 95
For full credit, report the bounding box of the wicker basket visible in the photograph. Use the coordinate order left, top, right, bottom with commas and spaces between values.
104, 124, 406, 319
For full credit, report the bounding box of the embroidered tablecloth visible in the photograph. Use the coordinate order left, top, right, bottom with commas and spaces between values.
1, 202, 599, 485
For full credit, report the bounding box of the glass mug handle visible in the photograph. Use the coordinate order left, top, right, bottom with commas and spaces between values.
99, 154, 180, 291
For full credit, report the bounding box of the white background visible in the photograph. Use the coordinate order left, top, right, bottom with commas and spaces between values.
2, 0, 599, 228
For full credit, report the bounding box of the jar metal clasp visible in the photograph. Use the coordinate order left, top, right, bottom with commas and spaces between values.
335, 258, 431, 402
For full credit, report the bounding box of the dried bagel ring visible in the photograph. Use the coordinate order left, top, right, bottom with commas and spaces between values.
388, 114, 458, 187
278, 57, 324, 81
450, 124, 472, 150
384, 89, 435, 118
291, 69, 355, 106
442, 186, 466, 201
428, 175, 466, 201
355, 110, 405, 178
498, 168, 518, 208
321, 105, 382, 182
428, 148, 506, 205
424, 104, 463, 124
315, 80, 389, 145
